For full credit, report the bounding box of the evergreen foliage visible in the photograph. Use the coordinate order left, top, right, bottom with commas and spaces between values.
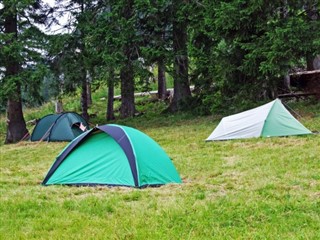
190, 0, 319, 113
0, 0, 55, 143
1, 0, 319, 143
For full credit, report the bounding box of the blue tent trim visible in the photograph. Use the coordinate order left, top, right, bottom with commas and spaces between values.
42, 125, 139, 187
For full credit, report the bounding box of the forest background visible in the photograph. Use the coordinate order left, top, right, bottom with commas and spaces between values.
1, 0, 319, 143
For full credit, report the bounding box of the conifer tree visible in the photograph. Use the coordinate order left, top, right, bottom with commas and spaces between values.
1, 0, 53, 143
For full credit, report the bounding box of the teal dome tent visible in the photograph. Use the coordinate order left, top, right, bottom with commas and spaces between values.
42, 124, 182, 188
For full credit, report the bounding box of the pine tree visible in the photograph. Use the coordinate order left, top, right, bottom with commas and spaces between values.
1, 0, 53, 143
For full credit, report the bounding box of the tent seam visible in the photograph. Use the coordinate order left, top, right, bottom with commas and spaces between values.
117, 125, 140, 187
260, 99, 277, 136
47, 113, 66, 141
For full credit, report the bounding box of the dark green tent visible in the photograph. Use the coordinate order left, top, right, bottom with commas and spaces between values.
42, 124, 182, 187
30, 112, 89, 142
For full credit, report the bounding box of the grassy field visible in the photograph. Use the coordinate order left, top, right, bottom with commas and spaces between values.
0, 98, 319, 239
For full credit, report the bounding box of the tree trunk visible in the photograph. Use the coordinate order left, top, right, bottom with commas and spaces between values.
120, 0, 135, 118
86, 74, 92, 106
120, 62, 135, 118
305, 2, 318, 71
6, 91, 29, 144
55, 99, 63, 113
4, 6, 29, 144
158, 58, 167, 100
78, 1, 90, 121
306, 52, 315, 71
168, 2, 191, 112
80, 68, 89, 121
314, 55, 320, 70
106, 69, 115, 121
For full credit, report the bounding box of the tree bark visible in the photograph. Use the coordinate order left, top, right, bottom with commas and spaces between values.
80, 67, 89, 121
306, 52, 315, 71
106, 69, 115, 121
78, 1, 89, 121
157, 58, 167, 100
120, 61, 135, 118
168, 2, 191, 112
86, 73, 92, 106
305, 2, 318, 71
4, 6, 29, 144
55, 99, 63, 113
6, 90, 29, 144
120, 0, 135, 118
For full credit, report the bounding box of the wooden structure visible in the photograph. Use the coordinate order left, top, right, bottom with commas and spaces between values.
279, 70, 320, 99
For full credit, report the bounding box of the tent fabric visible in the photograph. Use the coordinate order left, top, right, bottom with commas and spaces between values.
42, 124, 182, 188
206, 99, 312, 141
30, 112, 89, 142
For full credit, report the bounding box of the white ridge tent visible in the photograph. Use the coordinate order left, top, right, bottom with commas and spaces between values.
206, 99, 312, 141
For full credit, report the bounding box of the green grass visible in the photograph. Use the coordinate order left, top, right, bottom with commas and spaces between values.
1, 97, 320, 239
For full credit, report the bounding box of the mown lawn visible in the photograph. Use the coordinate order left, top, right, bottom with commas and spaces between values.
0, 101, 319, 239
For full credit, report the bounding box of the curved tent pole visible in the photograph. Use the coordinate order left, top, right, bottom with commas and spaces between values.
47, 114, 69, 141
42, 128, 95, 184
30, 114, 55, 141
37, 122, 56, 143
98, 125, 139, 187
32, 113, 63, 142
42, 125, 140, 187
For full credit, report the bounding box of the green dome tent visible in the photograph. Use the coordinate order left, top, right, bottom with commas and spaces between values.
30, 112, 89, 142
42, 124, 182, 188
206, 99, 312, 141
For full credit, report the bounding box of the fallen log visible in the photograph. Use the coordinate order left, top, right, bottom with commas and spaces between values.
278, 92, 318, 99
